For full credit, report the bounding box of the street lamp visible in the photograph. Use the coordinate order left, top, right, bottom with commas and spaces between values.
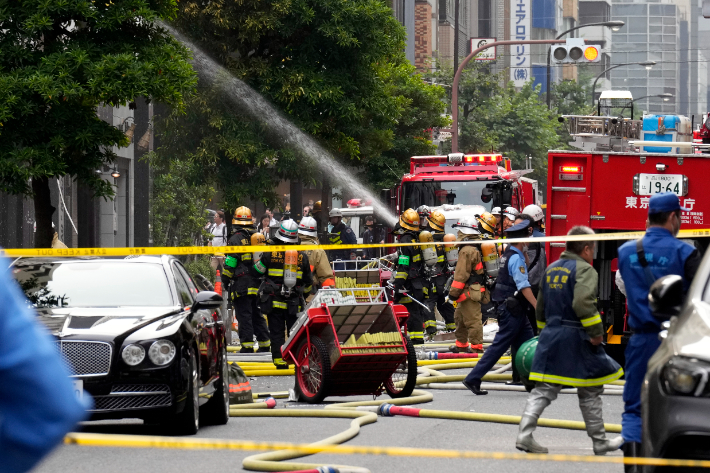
632, 93, 674, 103
546, 20, 625, 108
590, 61, 656, 105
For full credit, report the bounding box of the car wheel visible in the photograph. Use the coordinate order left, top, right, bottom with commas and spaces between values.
171, 351, 199, 435
384, 339, 418, 398
202, 345, 230, 425
295, 336, 331, 403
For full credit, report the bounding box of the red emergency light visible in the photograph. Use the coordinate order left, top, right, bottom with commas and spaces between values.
561, 166, 582, 173
559, 165, 583, 181
463, 154, 502, 164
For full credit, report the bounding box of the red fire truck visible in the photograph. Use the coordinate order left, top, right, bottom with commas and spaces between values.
547, 111, 707, 363
385, 153, 540, 225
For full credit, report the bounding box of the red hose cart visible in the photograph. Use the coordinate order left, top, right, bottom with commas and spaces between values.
281, 285, 418, 404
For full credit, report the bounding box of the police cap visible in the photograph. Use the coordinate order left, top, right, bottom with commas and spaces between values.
648, 192, 690, 215
505, 219, 531, 238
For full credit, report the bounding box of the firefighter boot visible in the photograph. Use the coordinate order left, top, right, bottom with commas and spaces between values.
578, 386, 624, 455
515, 415, 548, 454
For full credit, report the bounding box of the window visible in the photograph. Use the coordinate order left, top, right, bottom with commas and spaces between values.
629, 21, 647, 34
172, 264, 194, 307
613, 4, 647, 16
175, 263, 199, 300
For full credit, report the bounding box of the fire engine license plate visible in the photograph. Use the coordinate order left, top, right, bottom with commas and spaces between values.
72, 379, 84, 401
638, 174, 683, 196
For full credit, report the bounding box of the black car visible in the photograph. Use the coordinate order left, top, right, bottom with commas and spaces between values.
11, 255, 229, 435
642, 265, 710, 467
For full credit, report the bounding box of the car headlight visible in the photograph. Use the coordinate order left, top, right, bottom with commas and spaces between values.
122, 344, 146, 366
148, 340, 176, 366
661, 357, 710, 396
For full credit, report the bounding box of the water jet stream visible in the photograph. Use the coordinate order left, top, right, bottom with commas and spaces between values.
162, 23, 399, 226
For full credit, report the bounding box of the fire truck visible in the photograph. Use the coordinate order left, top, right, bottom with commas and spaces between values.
384, 153, 541, 228
547, 93, 706, 363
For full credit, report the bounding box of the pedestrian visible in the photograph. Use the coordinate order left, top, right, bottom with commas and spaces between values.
516, 225, 624, 455
520, 205, 546, 335
222, 207, 271, 354
448, 216, 487, 352
617, 192, 701, 469
462, 217, 535, 395
361, 215, 382, 259
393, 209, 427, 345
298, 216, 336, 293
1, 254, 90, 473
257, 214, 271, 237
208, 210, 227, 270
327, 208, 357, 269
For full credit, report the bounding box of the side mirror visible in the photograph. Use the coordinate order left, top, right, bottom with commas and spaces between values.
192, 291, 223, 311
648, 275, 684, 320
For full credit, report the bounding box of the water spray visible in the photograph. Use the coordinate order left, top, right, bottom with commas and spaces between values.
161, 22, 399, 226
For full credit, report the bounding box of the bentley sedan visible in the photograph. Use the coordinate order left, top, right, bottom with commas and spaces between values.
11, 255, 229, 435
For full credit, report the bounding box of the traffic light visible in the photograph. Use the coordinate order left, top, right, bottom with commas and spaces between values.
551, 38, 601, 64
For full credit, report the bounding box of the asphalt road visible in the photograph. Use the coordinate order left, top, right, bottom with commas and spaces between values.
34, 361, 625, 473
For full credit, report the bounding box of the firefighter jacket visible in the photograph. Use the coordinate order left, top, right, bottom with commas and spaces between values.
328, 221, 357, 261
300, 235, 336, 288
427, 241, 449, 295
394, 233, 424, 291
530, 251, 623, 387
250, 245, 313, 315
448, 243, 487, 304
222, 227, 258, 297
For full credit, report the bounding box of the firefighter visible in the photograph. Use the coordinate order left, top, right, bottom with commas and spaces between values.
477, 212, 498, 239
448, 216, 488, 353
327, 208, 357, 269
417, 205, 431, 231
462, 218, 536, 395
521, 205, 547, 336
501, 206, 519, 231
476, 211, 500, 324
311, 201, 323, 236
298, 216, 336, 293
251, 219, 313, 369
222, 206, 270, 354
424, 210, 456, 332
516, 226, 624, 455
393, 208, 427, 345
617, 193, 701, 470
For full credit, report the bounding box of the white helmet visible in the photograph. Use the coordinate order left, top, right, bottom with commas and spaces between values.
452, 216, 481, 235
502, 206, 519, 221
275, 219, 299, 244
491, 206, 502, 216
522, 204, 544, 223
298, 216, 318, 237
329, 208, 343, 218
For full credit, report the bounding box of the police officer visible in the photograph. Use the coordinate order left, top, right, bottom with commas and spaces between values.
462, 218, 536, 395
222, 207, 271, 353
251, 219, 313, 368
298, 216, 336, 293
521, 205, 546, 335
328, 208, 357, 270
617, 193, 701, 468
516, 226, 623, 455
393, 209, 427, 345
448, 216, 488, 353
424, 210, 456, 333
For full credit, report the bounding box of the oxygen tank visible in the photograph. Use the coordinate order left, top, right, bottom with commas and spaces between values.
283, 250, 298, 293
481, 242, 500, 278
443, 233, 458, 266
251, 233, 265, 262
419, 231, 438, 267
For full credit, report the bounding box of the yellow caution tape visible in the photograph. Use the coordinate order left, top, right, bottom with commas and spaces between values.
3, 229, 710, 258
63, 432, 710, 467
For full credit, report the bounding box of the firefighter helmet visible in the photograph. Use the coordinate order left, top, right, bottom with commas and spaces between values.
275, 219, 299, 244
251, 233, 266, 246
502, 206, 519, 221
399, 208, 420, 231
298, 216, 318, 237
477, 212, 497, 235
522, 204, 544, 223
452, 216, 480, 235
329, 208, 343, 218
427, 210, 446, 232
312, 201, 322, 213
233, 206, 254, 226
491, 206, 502, 217
416, 205, 430, 219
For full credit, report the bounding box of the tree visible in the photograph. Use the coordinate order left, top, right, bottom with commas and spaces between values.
0, 1, 197, 247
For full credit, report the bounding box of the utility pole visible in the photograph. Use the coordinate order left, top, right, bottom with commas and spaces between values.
453, 0, 460, 74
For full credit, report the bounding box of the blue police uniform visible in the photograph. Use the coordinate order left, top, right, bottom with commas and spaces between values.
1, 256, 90, 472
464, 225, 535, 391
617, 193, 699, 445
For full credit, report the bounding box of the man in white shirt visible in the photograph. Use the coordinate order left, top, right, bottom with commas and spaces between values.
208, 211, 227, 270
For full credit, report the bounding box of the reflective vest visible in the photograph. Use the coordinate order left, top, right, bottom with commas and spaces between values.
491, 246, 519, 302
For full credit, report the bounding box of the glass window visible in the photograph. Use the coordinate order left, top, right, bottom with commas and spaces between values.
649, 16, 662, 25
662, 70, 675, 78
612, 34, 628, 43
175, 263, 199, 300
614, 4, 647, 16
649, 5, 661, 16
13, 262, 173, 308
629, 21, 647, 34
664, 26, 676, 35
663, 17, 675, 25
649, 70, 662, 78
401, 180, 493, 210
649, 24, 662, 34
173, 266, 193, 307
664, 5, 675, 16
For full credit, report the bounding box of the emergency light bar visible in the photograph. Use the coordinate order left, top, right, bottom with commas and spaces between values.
559, 165, 583, 181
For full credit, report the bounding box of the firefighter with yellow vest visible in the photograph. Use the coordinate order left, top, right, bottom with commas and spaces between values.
298, 216, 336, 293
393, 209, 427, 345
251, 219, 313, 368
327, 208, 357, 270
222, 207, 271, 353
448, 216, 489, 353
423, 210, 456, 332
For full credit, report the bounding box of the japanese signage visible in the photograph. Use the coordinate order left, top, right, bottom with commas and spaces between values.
624, 196, 703, 225
470, 38, 496, 60
510, 0, 530, 86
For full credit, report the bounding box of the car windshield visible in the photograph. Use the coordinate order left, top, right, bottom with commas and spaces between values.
402, 181, 493, 210
12, 262, 173, 308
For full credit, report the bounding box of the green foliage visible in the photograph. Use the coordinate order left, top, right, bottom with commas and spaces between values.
183, 256, 216, 284
0, 0, 197, 246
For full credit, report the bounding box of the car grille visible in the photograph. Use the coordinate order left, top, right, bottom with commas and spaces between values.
91, 384, 172, 412
55, 341, 112, 377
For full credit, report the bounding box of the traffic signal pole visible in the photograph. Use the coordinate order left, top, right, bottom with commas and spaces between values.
451, 39, 567, 153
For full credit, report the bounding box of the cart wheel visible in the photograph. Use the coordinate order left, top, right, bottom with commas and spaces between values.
295, 336, 331, 403
385, 339, 418, 398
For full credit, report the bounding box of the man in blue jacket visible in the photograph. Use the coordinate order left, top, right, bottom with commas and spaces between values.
1, 254, 90, 472
617, 192, 701, 470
